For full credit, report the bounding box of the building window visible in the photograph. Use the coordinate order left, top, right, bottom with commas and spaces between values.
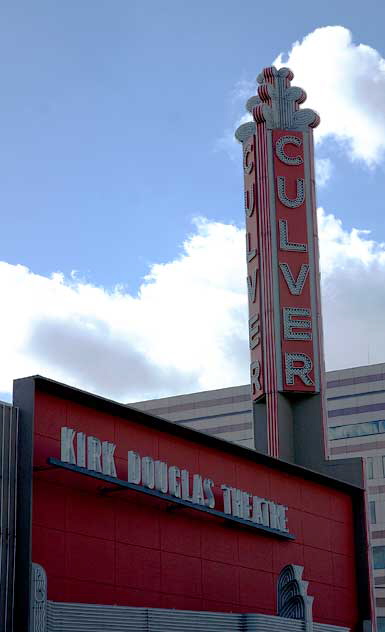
378, 618, 385, 632
367, 457, 374, 480
373, 546, 385, 569
382, 456, 385, 478
329, 419, 385, 441
370, 500, 377, 524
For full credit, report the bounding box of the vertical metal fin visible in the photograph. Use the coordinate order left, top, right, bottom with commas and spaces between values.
0, 403, 19, 632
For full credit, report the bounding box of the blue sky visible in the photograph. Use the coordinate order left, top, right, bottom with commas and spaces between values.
1, 1, 385, 402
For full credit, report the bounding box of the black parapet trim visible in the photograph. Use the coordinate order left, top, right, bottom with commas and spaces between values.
13, 378, 34, 632
352, 491, 375, 626
46, 457, 295, 540
13, 374, 365, 495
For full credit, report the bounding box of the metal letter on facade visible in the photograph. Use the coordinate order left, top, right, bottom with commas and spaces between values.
244, 184, 255, 217
61, 427, 76, 464
283, 307, 312, 340
247, 268, 258, 303
276, 135, 303, 166
154, 460, 168, 493
168, 466, 181, 498
285, 353, 314, 386
181, 469, 193, 501
279, 219, 307, 252
77, 432, 86, 467
141, 456, 155, 489
250, 360, 261, 396
102, 441, 117, 477
279, 263, 309, 296
246, 232, 257, 262
128, 450, 141, 484
277, 176, 305, 208
203, 478, 215, 508
87, 436, 102, 472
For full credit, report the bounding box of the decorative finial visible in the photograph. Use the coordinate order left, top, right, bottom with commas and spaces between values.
235, 66, 320, 142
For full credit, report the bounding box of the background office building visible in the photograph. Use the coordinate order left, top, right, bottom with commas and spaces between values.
133, 360, 385, 629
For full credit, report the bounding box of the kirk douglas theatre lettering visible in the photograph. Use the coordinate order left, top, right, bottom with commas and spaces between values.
59, 427, 290, 536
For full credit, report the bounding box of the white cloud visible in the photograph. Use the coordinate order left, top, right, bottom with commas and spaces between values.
318, 208, 385, 370
215, 111, 251, 161
1, 211, 385, 401
220, 27, 385, 168
274, 26, 385, 165
315, 158, 332, 187
0, 219, 248, 402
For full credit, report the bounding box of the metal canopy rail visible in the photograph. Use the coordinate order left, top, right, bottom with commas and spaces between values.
45, 457, 295, 540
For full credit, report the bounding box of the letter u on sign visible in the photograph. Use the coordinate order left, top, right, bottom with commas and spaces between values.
277, 176, 304, 208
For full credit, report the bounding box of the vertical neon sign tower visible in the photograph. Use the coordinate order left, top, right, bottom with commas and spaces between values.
236, 67, 328, 464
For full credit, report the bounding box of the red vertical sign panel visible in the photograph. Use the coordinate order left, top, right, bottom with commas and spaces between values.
273, 130, 315, 393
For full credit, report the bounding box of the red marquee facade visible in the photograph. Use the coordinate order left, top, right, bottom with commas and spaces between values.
13, 375, 372, 631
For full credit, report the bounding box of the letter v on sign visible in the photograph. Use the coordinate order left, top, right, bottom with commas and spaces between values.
279, 263, 309, 296
247, 267, 258, 303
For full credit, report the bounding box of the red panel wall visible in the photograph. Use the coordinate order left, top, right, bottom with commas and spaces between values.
32, 390, 359, 628
273, 129, 316, 393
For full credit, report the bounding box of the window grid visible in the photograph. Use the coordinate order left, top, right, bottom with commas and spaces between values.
370, 500, 377, 524
373, 546, 385, 569
378, 617, 385, 632
368, 457, 374, 480
329, 419, 385, 441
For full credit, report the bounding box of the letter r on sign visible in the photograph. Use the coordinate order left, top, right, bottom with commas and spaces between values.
285, 353, 314, 387
251, 360, 261, 395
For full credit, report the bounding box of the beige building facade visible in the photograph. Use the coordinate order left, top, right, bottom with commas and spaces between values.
133, 361, 385, 630
327, 363, 385, 629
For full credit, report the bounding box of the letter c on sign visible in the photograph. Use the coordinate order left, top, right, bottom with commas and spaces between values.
275, 135, 303, 166
243, 142, 254, 174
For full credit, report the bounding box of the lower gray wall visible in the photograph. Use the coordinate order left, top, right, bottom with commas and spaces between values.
44, 602, 350, 632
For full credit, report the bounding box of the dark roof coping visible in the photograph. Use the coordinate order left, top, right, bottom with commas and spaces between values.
13, 374, 364, 494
